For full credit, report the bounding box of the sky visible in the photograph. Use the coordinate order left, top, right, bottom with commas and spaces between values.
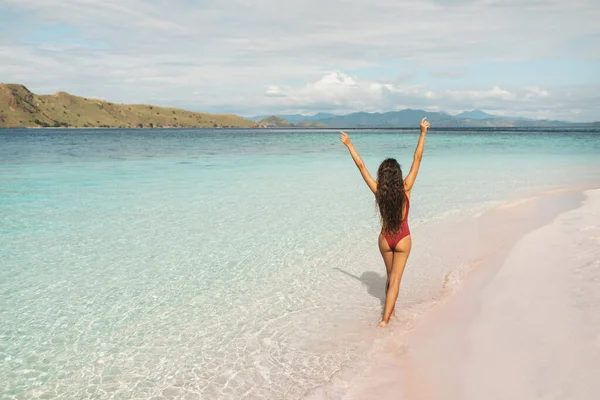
1, 0, 599, 121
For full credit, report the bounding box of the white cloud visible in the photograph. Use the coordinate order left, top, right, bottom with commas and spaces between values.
439, 86, 517, 101
245, 72, 599, 121
0, 0, 599, 121
265, 86, 286, 98
258, 72, 378, 112
431, 69, 468, 78
525, 87, 550, 98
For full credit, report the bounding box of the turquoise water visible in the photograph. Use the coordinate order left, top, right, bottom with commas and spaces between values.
1, 128, 599, 399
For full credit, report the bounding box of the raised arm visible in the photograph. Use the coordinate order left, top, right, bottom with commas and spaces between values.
404, 117, 430, 193
340, 131, 377, 194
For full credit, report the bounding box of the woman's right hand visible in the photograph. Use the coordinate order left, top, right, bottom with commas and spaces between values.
420, 117, 430, 133
340, 131, 351, 146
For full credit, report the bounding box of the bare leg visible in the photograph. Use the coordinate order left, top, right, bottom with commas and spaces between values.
385, 279, 395, 317
379, 236, 412, 327
378, 234, 396, 318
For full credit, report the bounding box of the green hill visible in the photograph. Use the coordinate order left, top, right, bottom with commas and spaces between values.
257, 116, 294, 127
0, 83, 257, 129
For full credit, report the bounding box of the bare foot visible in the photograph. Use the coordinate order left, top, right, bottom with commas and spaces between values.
378, 320, 388, 328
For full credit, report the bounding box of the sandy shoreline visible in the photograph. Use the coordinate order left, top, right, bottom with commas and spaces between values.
307, 186, 600, 400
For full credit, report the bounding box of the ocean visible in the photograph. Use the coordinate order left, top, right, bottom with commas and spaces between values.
1, 128, 599, 399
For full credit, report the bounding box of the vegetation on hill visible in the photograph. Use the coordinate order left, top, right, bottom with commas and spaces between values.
0, 83, 257, 129
257, 116, 294, 127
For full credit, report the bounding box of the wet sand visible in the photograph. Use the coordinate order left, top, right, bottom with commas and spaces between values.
343, 187, 600, 400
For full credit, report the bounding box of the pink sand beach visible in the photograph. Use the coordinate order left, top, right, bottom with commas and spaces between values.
307, 187, 600, 400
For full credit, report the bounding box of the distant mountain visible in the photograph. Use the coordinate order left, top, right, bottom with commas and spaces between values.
315, 110, 456, 128
251, 109, 597, 128
257, 116, 294, 127
455, 110, 500, 120
250, 113, 337, 124
254, 116, 328, 128
312, 109, 594, 128
310, 112, 338, 121
3, 84, 595, 129
0, 83, 256, 128
296, 120, 328, 128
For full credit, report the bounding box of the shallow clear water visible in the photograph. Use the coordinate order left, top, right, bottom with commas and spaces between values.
1, 128, 599, 399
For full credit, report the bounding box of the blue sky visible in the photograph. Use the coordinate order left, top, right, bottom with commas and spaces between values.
1, 0, 599, 121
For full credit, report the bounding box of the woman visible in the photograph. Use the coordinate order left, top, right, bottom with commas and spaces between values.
340, 117, 430, 327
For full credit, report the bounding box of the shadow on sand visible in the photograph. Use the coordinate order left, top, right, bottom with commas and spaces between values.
334, 267, 387, 308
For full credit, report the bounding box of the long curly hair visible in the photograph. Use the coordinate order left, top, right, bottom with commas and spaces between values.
376, 158, 406, 234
